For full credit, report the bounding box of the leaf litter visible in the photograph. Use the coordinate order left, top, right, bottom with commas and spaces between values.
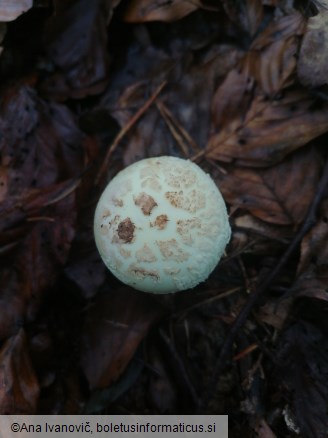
1, 0, 328, 436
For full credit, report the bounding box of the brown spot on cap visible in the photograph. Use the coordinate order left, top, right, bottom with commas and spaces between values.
165, 190, 205, 213
156, 239, 189, 262
151, 214, 168, 230
101, 209, 111, 218
128, 264, 160, 282
100, 224, 109, 235
134, 192, 157, 215
176, 218, 201, 244
165, 191, 180, 208
136, 244, 157, 262
119, 247, 131, 259
112, 196, 123, 207
117, 218, 135, 243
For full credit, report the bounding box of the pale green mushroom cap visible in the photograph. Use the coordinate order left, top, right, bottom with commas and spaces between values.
94, 156, 231, 294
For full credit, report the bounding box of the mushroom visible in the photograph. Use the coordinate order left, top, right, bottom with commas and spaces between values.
94, 156, 231, 294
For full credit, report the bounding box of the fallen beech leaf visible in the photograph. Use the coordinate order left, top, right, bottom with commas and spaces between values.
124, 0, 200, 23
210, 68, 254, 134
292, 267, 328, 302
231, 214, 292, 256
0, 179, 79, 249
81, 287, 164, 390
0, 188, 77, 340
0, 85, 85, 193
297, 199, 328, 275
84, 355, 144, 413
210, 12, 304, 130
64, 216, 107, 299
0, 0, 32, 21
206, 13, 309, 166
256, 298, 293, 330
250, 11, 304, 51
234, 214, 292, 244
207, 90, 328, 167
0, 330, 39, 413
218, 147, 321, 225
223, 0, 263, 38
298, 11, 328, 87
42, 0, 114, 99
246, 12, 303, 95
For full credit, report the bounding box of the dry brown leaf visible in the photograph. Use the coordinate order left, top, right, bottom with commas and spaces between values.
234, 214, 292, 243
0, 187, 77, 341
297, 199, 328, 275
218, 147, 321, 225
251, 12, 304, 51
0, 179, 79, 251
211, 12, 304, 120
41, 0, 113, 99
210, 68, 254, 134
230, 214, 292, 256
0, 330, 39, 413
256, 298, 293, 330
0, 0, 32, 21
81, 287, 164, 390
0, 85, 85, 193
206, 13, 309, 167
0, 83, 82, 339
124, 0, 200, 23
292, 266, 328, 302
222, 0, 263, 38
298, 11, 328, 87
207, 90, 328, 167
246, 32, 300, 96
64, 204, 107, 299
243, 0, 263, 37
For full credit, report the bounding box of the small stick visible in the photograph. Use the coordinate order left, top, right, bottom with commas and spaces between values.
156, 101, 190, 157
156, 100, 201, 154
159, 328, 200, 409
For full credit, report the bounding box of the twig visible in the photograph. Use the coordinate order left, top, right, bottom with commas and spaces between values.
156, 101, 190, 157
156, 100, 201, 155
159, 328, 200, 409
200, 157, 328, 412
95, 81, 167, 185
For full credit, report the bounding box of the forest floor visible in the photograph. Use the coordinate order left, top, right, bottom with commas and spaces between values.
1, 1, 328, 437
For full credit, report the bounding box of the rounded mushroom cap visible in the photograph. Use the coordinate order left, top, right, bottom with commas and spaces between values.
94, 156, 231, 294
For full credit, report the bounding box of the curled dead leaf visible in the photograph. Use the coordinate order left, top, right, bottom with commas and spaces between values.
218, 147, 321, 225
0, 330, 39, 413
81, 287, 164, 390
208, 91, 328, 167
297, 199, 328, 275
42, 0, 113, 99
298, 11, 328, 87
124, 0, 201, 23
292, 267, 328, 303
0, 0, 32, 21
